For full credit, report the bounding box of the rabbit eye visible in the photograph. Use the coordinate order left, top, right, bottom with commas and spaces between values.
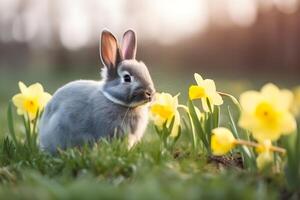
123, 74, 131, 83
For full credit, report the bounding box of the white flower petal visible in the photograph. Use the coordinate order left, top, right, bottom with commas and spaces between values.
194, 73, 204, 85
18, 82, 28, 94
239, 91, 262, 113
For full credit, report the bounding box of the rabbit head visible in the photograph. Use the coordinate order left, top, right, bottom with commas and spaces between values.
100, 30, 155, 108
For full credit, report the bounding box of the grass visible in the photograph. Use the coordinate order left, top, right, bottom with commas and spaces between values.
0, 136, 282, 200
0, 69, 299, 200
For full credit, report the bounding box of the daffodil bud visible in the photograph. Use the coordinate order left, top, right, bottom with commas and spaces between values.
256, 151, 273, 170
211, 127, 236, 156
255, 140, 274, 170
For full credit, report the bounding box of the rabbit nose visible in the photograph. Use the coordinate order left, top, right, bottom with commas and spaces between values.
144, 89, 154, 101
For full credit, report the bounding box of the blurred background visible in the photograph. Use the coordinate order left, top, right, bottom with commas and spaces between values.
0, 0, 300, 120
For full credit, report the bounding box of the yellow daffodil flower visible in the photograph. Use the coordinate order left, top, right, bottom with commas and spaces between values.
12, 82, 52, 120
239, 83, 296, 142
211, 127, 236, 156
256, 140, 273, 170
150, 92, 180, 137
291, 86, 300, 116
189, 73, 223, 112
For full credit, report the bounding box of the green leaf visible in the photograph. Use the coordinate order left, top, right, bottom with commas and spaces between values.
22, 114, 32, 149
31, 109, 40, 149
162, 121, 170, 140
173, 126, 181, 144
212, 105, 220, 128
295, 122, 300, 168
227, 106, 256, 170
206, 98, 213, 113
204, 113, 212, 148
167, 116, 176, 137
187, 100, 208, 150
182, 117, 191, 138
7, 101, 18, 146
154, 125, 162, 139
183, 113, 197, 150
283, 122, 300, 190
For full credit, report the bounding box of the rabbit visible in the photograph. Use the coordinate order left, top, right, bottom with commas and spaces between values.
39, 29, 155, 153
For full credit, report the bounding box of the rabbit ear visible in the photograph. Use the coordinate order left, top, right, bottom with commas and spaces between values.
121, 30, 137, 60
100, 30, 122, 69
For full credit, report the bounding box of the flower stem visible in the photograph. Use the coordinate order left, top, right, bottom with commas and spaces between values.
178, 104, 197, 150
177, 105, 188, 112
218, 92, 241, 111
234, 139, 286, 154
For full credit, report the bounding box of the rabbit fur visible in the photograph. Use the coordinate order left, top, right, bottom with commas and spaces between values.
39, 30, 155, 153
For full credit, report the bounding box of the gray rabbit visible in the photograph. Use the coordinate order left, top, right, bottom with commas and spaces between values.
39, 30, 155, 153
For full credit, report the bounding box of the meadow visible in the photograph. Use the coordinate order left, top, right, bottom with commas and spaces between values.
0, 69, 299, 200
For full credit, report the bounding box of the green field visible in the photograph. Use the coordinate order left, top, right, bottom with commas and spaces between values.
0, 69, 299, 200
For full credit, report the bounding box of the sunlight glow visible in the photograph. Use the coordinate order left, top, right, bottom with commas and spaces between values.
0, 0, 299, 47
59, 0, 91, 50
148, 0, 208, 44
273, 0, 299, 14
0, 0, 19, 42
228, 0, 257, 27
